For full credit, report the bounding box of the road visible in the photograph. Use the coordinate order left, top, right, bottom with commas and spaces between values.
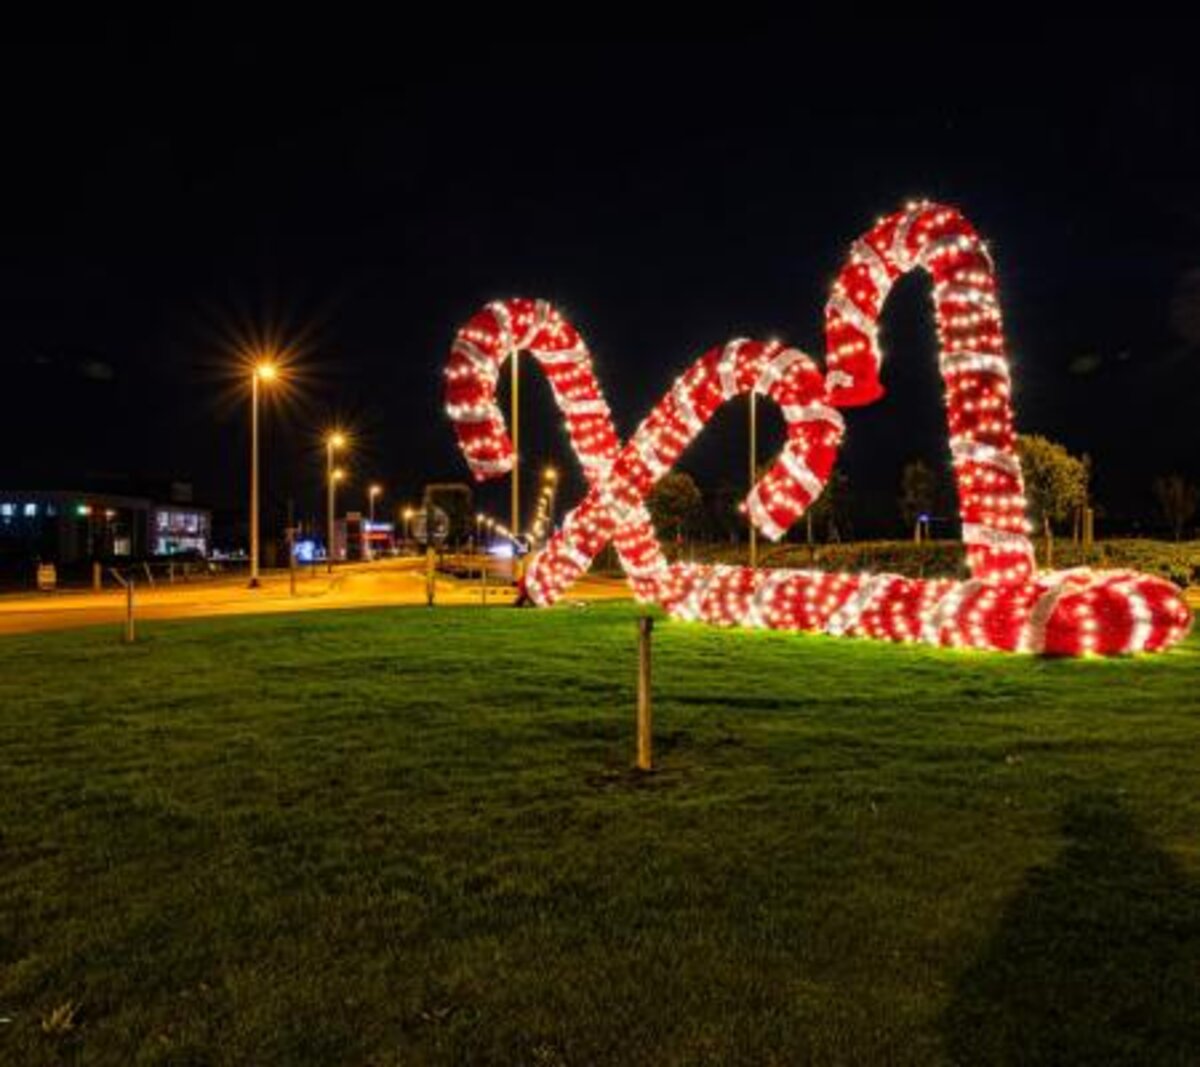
0, 558, 632, 636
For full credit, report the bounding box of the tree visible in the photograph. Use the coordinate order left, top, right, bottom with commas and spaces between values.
806, 470, 851, 544
1153, 474, 1198, 541
1016, 434, 1089, 564
647, 471, 703, 547
422, 483, 473, 547
899, 460, 936, 541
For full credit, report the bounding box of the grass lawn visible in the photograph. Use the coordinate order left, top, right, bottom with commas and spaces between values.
2, 602, 1200, 1064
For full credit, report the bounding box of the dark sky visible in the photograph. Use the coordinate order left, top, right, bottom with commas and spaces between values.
2, 23, 1198, 536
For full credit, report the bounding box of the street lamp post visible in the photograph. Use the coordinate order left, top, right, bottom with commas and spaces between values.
543, 466, 558, 541
367, 484, 382, 561
510, 349, 523, 584
249, 361, 278, 588
326, 432, 346, 573
748, 390, 758, 569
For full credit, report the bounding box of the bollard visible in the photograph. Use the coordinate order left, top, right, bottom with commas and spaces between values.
93, 560, 102, 591
480, 555, 488, 605
425, 546, 436, 607
123, 579, 136, 644
636, 616, 653, 771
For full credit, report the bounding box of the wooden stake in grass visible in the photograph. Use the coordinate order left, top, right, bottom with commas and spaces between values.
123, 579, 135, 644
636, 616, 653, 771
425, 546, 436, 607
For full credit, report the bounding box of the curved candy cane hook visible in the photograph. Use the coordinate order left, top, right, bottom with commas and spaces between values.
825, 201, 1033, 583
444, 299, 842, 605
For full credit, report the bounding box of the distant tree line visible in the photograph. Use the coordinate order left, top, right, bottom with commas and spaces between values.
644, 437, 1198, 548
425, 442, 1199, 551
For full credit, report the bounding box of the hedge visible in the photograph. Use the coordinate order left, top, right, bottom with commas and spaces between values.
660, 539, 1200, 587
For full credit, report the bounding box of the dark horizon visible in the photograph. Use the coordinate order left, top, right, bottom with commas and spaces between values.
3, 25, 1198, 537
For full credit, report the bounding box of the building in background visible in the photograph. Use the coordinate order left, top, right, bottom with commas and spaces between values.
0, 486, 211, 574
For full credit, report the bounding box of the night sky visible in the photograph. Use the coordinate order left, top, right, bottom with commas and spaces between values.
3, 24, 1198, 538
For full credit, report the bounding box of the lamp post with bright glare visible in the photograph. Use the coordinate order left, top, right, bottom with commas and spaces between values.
326, 432, 346, 573
367, 484, 382, 561
249, 361, 278, 588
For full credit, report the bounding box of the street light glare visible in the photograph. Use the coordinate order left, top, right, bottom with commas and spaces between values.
255, 361, 278, 382
370, 484, 382, 497
328, 431, 347, 449
332, 468, 346, 482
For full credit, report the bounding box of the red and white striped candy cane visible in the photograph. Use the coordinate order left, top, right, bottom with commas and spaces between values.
444, 299, 842, 604
442, 207, 1193, 656
826, 201, 1032, 584
523, 336, 842, 606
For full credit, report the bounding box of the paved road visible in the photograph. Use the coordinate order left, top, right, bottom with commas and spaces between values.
0, 558, 632, 636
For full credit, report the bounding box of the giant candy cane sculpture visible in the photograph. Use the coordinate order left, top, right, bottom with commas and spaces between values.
444, 202, 1192, 656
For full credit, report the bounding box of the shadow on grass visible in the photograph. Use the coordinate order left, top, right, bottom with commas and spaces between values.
943, 794, 1200, 1064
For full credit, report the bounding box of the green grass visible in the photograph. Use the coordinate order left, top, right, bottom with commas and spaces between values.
2, 603, 1200, 1065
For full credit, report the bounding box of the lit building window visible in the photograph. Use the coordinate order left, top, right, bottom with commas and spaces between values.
23, 503, 37, 517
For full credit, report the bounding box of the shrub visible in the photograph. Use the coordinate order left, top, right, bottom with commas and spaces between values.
658, 539, 1200, 587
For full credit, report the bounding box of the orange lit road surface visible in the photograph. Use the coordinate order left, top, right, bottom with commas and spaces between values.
0, 558, 631, 636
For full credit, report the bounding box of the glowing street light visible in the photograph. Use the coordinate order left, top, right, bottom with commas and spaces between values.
249, 360, 280, 588
366, 484, 383, 561
326, 431, 347, 572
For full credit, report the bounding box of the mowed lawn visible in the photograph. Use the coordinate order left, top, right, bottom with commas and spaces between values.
2, 603, 1200, 1065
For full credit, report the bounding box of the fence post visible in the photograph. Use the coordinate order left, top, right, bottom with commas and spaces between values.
636, 616, 653, 771
92, 561, 102, 591
425, 545, 436, 607
123, 579, 136, 644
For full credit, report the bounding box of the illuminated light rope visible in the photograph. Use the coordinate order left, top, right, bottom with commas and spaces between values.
445, 301, 842, 604
443, 206, 1193, 656
824, 200, 1034, 584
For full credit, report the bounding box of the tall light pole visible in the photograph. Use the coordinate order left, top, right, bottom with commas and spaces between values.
326, 432, 346, 573
748, 390, 758, 569
543, 466, 558, 538
510, 351, 520, 543
367, 484, 382, 561
403, 506, 414, 548
249, 360, 278, 588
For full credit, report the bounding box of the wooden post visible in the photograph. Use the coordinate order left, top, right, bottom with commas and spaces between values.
425, 545, 436, 607
636, 616, 653, 771
123, 579, 135, 644
1083, 506, 1095, 554
288, 499, 297, 597
92, 561, 102, 591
